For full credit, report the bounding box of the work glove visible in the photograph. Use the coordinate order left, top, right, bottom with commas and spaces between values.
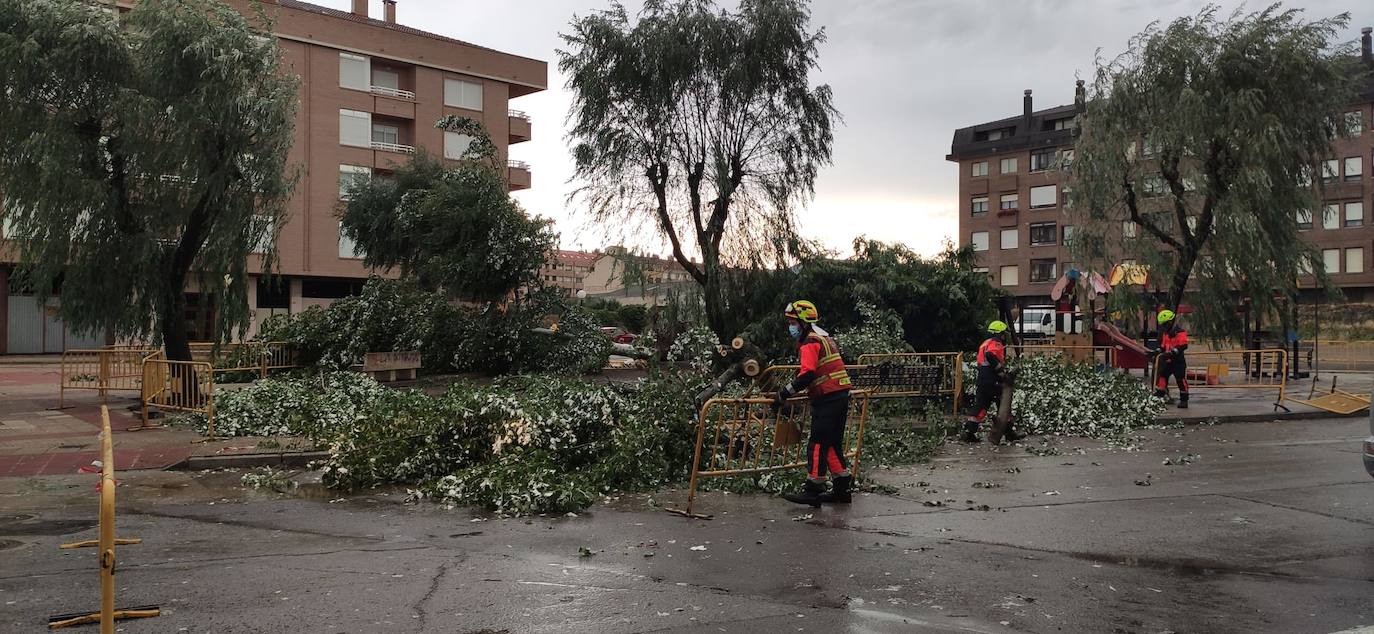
772, 386, 794, 410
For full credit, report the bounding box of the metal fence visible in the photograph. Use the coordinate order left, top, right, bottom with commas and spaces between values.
1149, 348, 1289, 408
59, 349, 161, 407
139, 359, 216, 435
750, 352, 963, 415
188, 342, 295, 379
680, 392, 871, 516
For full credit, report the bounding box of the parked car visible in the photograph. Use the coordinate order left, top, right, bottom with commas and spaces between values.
1364, 407, 1374, 479
599, 327, 638, 345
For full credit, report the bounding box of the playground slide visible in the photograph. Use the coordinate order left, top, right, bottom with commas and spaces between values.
1093, 323, 1150, 370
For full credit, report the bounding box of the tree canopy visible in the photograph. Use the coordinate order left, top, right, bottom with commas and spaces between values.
1068, 4, 1363, 338
338, 116, 556, 303
0, 0, 297, 360
559, 0, 838, 341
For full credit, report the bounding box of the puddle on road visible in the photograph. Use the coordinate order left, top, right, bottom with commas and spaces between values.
1070, 550, 1222, 577
0, 513, 97, 536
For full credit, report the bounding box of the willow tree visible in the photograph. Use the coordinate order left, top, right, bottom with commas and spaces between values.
0, 0, 297, 360
559, 0, 838, 341
1069, 5, 1362, 338
339, 116, 556, 302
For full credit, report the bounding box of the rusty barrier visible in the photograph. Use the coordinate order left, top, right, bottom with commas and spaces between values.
49, 405, 159, 631
1149, 348, 1289, 410
751, 352, 963, 416
139, 359, 216, 435
677, 392, 871, 517
1010, 345, 1118, 368
59, 349, 161, 408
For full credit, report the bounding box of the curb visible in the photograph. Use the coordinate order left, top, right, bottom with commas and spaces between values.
1154, 409, 1367, 425
174, 450, 329, 471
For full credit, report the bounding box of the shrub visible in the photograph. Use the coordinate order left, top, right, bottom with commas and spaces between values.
968, 355, 1165, 443
833, 300, 913, 363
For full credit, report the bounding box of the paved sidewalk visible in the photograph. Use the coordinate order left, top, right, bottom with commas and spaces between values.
0, 362, 309, 478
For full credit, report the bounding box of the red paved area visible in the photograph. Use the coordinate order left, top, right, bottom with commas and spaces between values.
0, 362, 249, 477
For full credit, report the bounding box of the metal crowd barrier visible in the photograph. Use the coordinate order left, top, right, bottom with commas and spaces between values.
1149, 348, 1289, 409
49, 405, 160, 631
190, 341, 295, 379
750, 352, 963, 416
677, 392, 871, 517
139, 359, 216, 435
59, 349, 161, 408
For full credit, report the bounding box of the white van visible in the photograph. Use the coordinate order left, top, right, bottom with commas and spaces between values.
1012, 307, 1057, 338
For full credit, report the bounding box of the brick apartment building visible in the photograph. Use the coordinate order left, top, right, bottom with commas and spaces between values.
949, 27, 1374, 308
540, 250, 599, 298
0, 0, 546, 353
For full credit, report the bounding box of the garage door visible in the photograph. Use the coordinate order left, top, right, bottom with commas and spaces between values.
6, 296, 107, 354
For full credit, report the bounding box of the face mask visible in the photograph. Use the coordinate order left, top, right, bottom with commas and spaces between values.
788, 324, 801, 339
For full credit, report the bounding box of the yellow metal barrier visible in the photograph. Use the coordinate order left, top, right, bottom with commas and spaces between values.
1303, 340, 1374, 372
1011, 345, 1117, 367
751, 352, 963, 415
679, 392, 871, 517
191, 341, 296, 379
59, 349, 160, 408
49, 405, 159, 631
139, 359, 216, 435
1149, 348, 1288, 409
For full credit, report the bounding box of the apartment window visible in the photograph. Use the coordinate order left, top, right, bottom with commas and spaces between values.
339, 222, 364, 260
999, 265, 1020, 287
1048, 117, 1075, 131
371, 122, 399, 146
1123, 221, 1138, 238
1323, 203, 1339, 230
1347, 247, 1365, 274
1000, 157, 1018, 174
1029, 222, 1057, 246
1029, 185, 1057, 209
1321, 159, 1339, 184
338, 165, 372, 199
973, 266, 990, 275
1062, 225, 1075, 246
339, 52, 370, 90
1030, 259, 1057, 283
1030, 149, 1056, 172
1322, 248, 1340, 273
1345, 201, 1364, 228
1061, 184, 1073, 208
1060, 150, 1075, 170
1142, 176, 1166, 197
971, 161, 989, 177
1345, 156, 1363, 182
1345, 111, 1364, 137
970, 231, 989, 252
339, 109, 371, 147
975, 127, 1013, 142
372, 68, 400, 91
970, 196, 989, 216
1141, 138, 1159, 158
1295, 208, 1312, 230
999, 193, 1019, 211
444, 78, 484, 110
444, 132, 475, 160
999, 228, 1018, 250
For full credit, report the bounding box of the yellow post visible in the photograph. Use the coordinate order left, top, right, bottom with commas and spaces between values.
98, 406, 115, 634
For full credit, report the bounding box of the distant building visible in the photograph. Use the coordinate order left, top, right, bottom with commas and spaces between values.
539, 250, 598, 298
0, 0, 547, 352
583, 247, 697, 306
948, 28, 1374, 306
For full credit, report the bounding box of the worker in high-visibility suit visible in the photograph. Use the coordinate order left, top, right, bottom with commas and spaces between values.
774, 300, 854, 507
964, 320, 1024, 443
1154, 309, 1189, 409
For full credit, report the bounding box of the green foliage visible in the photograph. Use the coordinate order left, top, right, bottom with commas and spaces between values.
560, 0, 838, 341
0, 0, 298, 358
833, 301, 914, 363
617, 304, 649, 333
734, 240, 1000, 363
1069, 5, 1363, 339
338, 118, 556, 303
257, 279, 611, 376
982, 355, 1165, 444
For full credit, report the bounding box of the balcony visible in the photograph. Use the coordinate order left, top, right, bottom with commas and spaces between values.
509, 109, 531, 144
371, 141, 415, 155
370, 85, 415, 101
507, 159, 530, 191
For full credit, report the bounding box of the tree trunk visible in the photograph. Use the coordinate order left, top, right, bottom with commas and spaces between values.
161, 270, 193, 362
700, 247, 730, 344
1167, 246, 1199, 311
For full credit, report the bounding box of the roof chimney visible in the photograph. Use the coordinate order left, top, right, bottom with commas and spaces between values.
351, 0, 367, 18
1362, 27, 1372, 66
383, 0, 396, 23
1022, 89, 1033, 132
1074, 80, 1086, 112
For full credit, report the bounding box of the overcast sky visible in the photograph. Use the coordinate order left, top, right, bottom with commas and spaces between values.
322, 0, 1371, 257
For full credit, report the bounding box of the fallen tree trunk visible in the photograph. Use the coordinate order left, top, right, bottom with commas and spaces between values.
529, 327, 652, 359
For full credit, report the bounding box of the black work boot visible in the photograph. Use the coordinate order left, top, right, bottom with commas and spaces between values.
783, 479, 825, 507
1002, 421, 1024, 443
1177, 393, 1189, 409
960, 421, 981, 443
818, 474, 853, 504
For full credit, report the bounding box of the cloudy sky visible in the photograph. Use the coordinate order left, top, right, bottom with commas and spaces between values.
320, 0, 1370, 257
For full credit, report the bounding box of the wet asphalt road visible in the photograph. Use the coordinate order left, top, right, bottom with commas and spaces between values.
1, 417, 1371, 633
